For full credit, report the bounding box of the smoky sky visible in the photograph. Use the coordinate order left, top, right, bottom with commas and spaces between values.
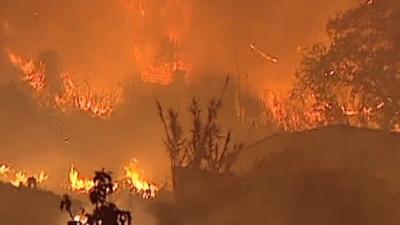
0, 0, 360, 191
1, 0, 357, 90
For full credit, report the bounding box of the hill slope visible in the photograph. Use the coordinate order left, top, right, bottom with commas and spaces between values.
0, 183, 70, 225
176, 126, 400, 225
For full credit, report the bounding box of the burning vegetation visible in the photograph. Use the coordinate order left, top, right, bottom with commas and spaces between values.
0, 160, 158, 200
67, 161, 158, 199
7, 50, 122, 119
0, 163, 49, 188
68, 165, 95, 194
259, 0, 400, 132
121, 159, 159, 199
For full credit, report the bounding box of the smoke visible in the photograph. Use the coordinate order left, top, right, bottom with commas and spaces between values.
0, 0, 359, 192
184, 0, 359, 91
1, 0, 358, 89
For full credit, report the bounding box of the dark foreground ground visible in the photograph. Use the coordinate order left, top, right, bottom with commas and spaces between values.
2, 125, 400, 225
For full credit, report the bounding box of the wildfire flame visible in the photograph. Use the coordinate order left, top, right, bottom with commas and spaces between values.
7, 50, 122, 119
55, 72, 121, 119
261, 91, 332, 131
0, 164, 10, 177
8, 51, 47, 93
10, 171, 28, 187
68, 165, 95, 193
133, 40, 191, 85
67, 160, 159, 199
0, 163, 49, 188
122, 158, 159, 199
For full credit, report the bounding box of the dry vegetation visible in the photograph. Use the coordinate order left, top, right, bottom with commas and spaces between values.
157, 96, 244, 175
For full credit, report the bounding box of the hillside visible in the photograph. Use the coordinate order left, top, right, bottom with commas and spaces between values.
0, 183, 73, 225
3, 126, 400, 225
175, 126, 400, 225
240, 125, 400, 189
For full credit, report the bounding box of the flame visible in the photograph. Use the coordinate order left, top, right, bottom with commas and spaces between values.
10, 171, 28, 187
120, 0, 192, 85
133, 40, 191, 85
8, 50, 47, 93
55, 72, 122, 119
68, 165, 95, 193
0, 163, 49, 188
0, 164, 10, 177
122, 158, 159, 199
261, 92, 333, 131
7, 50, 122, 119
36, 170, 50, 183
260, 90, 400, 132
10, 170, 49, 188
67, 162, 159, 199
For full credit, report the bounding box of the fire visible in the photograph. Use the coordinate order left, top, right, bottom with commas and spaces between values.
0, 163, 49, 188
68, 165, 95, 193
10, 171, 28, 187
261, 91, 333, 131
36, 170, 50, 183
0, 164, 10, 177
119, 0, 192, 85
133, 40, 191, 85
10, 170, 49, 188
7, 50, 122, 119
67, 162, 159, 199
8, 50, 46, 93
55, 72, 121, 119
122, 158, 159, 199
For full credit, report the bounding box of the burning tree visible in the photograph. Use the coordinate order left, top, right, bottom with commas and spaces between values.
293, 0, 400, 131
157, 78, 244, 175
60, 169, 132, 225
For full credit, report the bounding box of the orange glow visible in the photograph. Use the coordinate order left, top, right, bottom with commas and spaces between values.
261, 92, 331, 131
119, 0, 192, 85
133, 40, 191, 85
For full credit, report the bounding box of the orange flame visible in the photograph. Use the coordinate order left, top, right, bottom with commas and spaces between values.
8, 50, 46, 93
122, 158, 159, 199
68, 165, 95, 193
0, 163, 49, 188
0, 164, 10, 177
7, 50, 122, 119
133, 41, 191, 85
67, 162, 159, 199
55, 72, 121, 119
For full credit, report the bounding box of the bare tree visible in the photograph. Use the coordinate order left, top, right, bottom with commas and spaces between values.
157, 77, 244, 175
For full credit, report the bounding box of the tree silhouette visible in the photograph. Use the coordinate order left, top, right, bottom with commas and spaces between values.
157, 79, 244, 175
60, 169, 131, 225
293, 0, 400, 130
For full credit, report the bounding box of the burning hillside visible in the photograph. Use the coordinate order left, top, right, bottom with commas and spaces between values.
0, 163, 49, 188
67, 159, 159, 199
7, 50, 122, 119
0, 158, 159, 200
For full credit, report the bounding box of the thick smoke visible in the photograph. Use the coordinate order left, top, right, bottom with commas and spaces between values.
1, 0, 357, 89
0, 0, 358, 191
